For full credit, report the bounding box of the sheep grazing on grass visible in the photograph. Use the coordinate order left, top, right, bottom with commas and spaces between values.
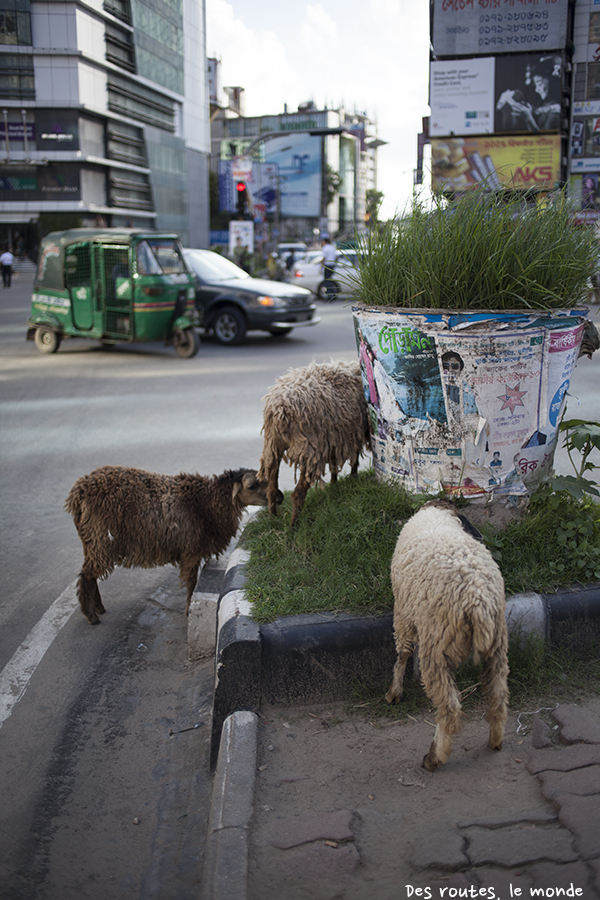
258, 360, 370, 526
65, 465, 280, 625
386, 499, 509, 771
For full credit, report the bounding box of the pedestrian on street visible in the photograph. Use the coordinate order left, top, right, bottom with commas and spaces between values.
1, 247, 14, 287
321, 236, 337, 280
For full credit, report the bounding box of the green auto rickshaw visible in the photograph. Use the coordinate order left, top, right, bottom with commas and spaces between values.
26, 228, 200, 357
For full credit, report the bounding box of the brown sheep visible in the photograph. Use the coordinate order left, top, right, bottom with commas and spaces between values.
258, 360, 370, 526
65, 465, 280, 625
386, 500, 509, 771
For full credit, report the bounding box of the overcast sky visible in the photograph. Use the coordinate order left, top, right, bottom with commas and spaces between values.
205, 0, 431, 220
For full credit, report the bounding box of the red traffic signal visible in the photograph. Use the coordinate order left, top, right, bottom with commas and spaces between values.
236, 181, 246, 192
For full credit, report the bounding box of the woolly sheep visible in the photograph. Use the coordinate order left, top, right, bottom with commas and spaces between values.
386, 500, 509, 771
65, 465, 280, 625
258, 360, 370, 526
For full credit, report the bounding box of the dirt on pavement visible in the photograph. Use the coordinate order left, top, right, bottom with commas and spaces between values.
247, 695, 600, 900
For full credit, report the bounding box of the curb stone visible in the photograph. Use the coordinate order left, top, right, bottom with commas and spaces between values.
201, 710, 258, 900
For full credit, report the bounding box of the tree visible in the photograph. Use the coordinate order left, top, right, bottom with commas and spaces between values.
365, 189, 384, 226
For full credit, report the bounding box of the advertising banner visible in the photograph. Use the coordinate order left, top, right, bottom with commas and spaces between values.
430, 58, 495, 136
264, 134, 321, 218
229, 221, 254, 259
431, 134, 560, 192
0, 165, 80, 200
432, 0, 570, 57
430, 53, 562, 138
353, 306, 586, 497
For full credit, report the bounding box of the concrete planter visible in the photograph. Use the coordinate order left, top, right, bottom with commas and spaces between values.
353, 305, 589, 497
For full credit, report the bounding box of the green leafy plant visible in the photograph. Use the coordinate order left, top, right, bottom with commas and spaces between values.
350, 188, 597, 311
527, 418, 600, 584
551, 418, 600, 499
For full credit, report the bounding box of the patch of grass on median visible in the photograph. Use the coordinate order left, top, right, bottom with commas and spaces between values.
242, 470, 600, 623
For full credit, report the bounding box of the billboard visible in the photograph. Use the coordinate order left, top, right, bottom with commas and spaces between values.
431, 0, 570, 57
430, 53, 563, 137
263, 134, 321, 217
431, 135, 561, 192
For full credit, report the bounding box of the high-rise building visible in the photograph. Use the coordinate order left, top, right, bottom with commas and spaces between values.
0, 0, 210, 257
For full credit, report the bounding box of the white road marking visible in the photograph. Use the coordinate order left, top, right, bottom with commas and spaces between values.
0, 581, 79, 728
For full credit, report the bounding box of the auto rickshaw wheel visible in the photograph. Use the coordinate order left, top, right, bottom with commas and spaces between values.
34, 327, 61, 354
212, 306, 246, 345
173, 328, 200, 358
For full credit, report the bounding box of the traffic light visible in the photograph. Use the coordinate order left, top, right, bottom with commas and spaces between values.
236, 181, 247, 217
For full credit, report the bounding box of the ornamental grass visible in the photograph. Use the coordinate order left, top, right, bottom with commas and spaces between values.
351, 189, 597, 311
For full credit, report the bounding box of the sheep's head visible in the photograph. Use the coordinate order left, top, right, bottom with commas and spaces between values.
232, 469, 282, 508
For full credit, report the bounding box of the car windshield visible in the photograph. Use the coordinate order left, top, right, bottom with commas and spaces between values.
184, 250, 249, 282
136, 239, 186, 275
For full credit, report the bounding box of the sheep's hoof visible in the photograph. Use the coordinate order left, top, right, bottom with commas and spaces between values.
385, 690, 399, 705
86, 615, 101, 625
422, 750, 439, 772
489, 738, 503, 752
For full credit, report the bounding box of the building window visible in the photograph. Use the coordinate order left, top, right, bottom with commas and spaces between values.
0, 53, 34, 98
107, 73, 174, 131
107, 123, 147, 166
109, 172, 153, 210
0, 0, 31, 46
105, 21, 135, 72
103, 0, 131, 25
587, 63, 600, 101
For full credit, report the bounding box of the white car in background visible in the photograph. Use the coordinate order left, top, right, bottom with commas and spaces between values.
289, 249, 363, 300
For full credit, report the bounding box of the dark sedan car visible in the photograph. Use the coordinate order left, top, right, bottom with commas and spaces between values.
182, 248, 320, 345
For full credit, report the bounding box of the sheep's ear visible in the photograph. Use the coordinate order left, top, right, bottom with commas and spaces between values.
232, 481, 242, 500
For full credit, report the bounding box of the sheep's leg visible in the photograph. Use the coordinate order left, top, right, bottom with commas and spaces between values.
419, 652, 464, 771
266, 457, 282, 517
182, 563, 200, 616
77, 570, 102, 625
481, 643, 509, 752
290, 470, 311, 527
350, 459, 359, 477
93, 580, 105, 616
330, 451, 338, 484
385, 626, 414, 703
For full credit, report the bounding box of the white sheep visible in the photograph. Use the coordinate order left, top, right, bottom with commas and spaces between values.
386, 500, 509, 771
65, 465, 280, 624
258, 360, 370, 526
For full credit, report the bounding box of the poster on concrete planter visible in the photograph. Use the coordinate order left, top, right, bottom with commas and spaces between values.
353, 306, 587, 498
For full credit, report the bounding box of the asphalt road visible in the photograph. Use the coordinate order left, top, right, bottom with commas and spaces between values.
0, 273, 358, 899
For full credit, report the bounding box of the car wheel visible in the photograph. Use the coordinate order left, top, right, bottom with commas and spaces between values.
34, 327, 61, 354
173, 328, 200, 358
268, 326, 293, 337
317, 280, 340, 301
212, 306, 246, 345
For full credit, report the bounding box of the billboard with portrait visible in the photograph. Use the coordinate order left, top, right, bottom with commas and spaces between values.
430, 53, 562, 138
431, 0, 570, 57
431, 135, 561, 192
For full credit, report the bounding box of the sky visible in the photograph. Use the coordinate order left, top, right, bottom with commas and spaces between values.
205, 0, 431, 221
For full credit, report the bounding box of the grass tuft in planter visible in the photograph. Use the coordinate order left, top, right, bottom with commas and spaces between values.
352, 189, 597, 311
241, 471, 600, 623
